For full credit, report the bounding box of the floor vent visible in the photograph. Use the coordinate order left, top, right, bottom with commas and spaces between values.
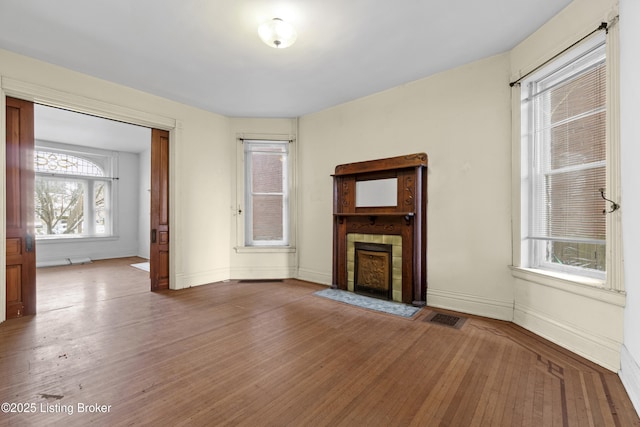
425, 312, 466, 329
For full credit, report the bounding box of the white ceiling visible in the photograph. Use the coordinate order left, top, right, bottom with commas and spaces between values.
0, 0, 572, 120
34, 105, 151, 153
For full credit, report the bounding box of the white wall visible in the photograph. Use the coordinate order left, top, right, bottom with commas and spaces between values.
138, 147, 151, 259
229, 117, 298, 279
619, 0, 640, 415
298, 53, 515, 320
509, 0, 624, 371
0, 48, 232, 312
35, 150, 142, 266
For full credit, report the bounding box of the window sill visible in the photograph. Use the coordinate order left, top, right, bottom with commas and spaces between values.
510, 266, 625, 307
234, 246, 296, 254
36, 236, 119, 245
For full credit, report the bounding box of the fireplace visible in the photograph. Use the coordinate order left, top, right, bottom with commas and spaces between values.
354, 242, 392, 300
332, 153, 428, 306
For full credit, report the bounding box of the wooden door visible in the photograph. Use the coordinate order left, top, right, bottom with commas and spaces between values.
150, 128, 169, 291
5, 97, 36, 318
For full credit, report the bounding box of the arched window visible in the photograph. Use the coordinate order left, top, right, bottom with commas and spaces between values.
35, 150, 105, 176
34, 146, 114, 238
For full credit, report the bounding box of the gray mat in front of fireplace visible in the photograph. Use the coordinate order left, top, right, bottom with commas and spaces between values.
314, 288, 421, 318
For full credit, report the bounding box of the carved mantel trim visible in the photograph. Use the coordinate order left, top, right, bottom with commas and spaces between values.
333, 153, 428, 176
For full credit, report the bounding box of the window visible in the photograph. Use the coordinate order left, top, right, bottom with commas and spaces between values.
521, 35, 606, 279
243, 139, 290, 246
34, 145, 115, 239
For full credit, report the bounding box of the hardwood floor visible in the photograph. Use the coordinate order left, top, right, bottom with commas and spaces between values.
0, 257, 638, 426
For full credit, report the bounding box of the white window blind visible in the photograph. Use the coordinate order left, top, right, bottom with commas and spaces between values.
523, 38, 606, 276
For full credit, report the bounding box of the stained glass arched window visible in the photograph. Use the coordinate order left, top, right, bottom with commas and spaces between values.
35, 150, 104, 177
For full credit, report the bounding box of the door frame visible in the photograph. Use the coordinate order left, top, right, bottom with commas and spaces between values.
1, 78, 179, 322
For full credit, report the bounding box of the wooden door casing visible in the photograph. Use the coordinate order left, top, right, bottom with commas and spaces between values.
150, 128, 169, 291
5, 97, 36, 318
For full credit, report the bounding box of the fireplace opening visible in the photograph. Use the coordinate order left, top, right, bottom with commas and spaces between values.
354, 242, 393, 300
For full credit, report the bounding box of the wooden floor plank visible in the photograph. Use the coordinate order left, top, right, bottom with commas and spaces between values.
0, 257, 638, 426
470, 340, 510, 426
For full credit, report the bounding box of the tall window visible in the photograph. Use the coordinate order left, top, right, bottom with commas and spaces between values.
244, 140, 290, 246
34, 145, 114, 239
521, 36, 606, 278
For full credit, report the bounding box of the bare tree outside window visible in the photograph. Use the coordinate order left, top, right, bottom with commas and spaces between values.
35, 178, 84, 235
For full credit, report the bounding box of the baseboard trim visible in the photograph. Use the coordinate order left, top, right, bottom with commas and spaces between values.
37, 258, 72, 268
426, 288, 514, 321
296, 268, 332, 286
230, 266, 297, 281
36, 252, 139, 268
514, 302, 621, 371
620, 345, 640, 417
174, 267, 231, 290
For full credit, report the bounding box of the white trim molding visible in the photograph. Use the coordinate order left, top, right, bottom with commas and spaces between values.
426, 288, 514, 321
512, 268, 624, 371
511, 267, 626, 307
175, 267, 231, 290
514, 300, 622, 371
605, 17, 624, 293
620, 345, 640, 417
1, 77, 176, 130
296, 268, 332, 287
230, 266, 297, 281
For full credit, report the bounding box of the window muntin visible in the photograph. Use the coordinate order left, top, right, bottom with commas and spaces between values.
522, 38, 606, 278
244, 140, 289, 246
34, 147, 114, 239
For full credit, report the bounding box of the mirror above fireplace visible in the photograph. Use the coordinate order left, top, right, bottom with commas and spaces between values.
355, 178, 398, 207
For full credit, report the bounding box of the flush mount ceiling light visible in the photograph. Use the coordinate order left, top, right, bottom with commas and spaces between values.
258, 18, 297, 49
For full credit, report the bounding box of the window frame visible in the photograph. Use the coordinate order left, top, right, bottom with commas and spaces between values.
34, 141, 118, 241
520, 33, 608, 281
242, 138, 292, 247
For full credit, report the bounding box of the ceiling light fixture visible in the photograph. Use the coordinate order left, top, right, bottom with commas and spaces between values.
258, 18, 297, 49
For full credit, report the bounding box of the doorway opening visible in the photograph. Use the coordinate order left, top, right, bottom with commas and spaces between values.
34, 105, 152, 264
5, 96, 171, 319
33, 105, 151, 312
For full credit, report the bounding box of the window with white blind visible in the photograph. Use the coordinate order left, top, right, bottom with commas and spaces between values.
521, 35, 606, 279
243, 139, 290, 246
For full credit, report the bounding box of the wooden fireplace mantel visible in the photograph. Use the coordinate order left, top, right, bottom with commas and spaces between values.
332, 153, 428, 306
